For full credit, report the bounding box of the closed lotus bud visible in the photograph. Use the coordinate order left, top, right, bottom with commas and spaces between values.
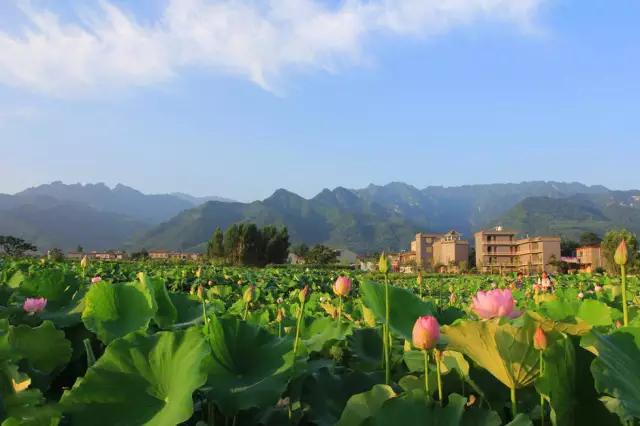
412, 315, 440, 350
299, 285, 310, 304
197, 285, 204, 300
362, 305, 377, 327
614, 240, 628, 266
449, 292, 457, 305
196, 267, 202, 278
378, 253, 390, 274
243, 285, 255, 303
533, 327, 548, 351
333, 276, 352, 297
615, 320, 622, 329
276, 308, 285, 323
80, 255, 88, 269
417, 271, 423, 286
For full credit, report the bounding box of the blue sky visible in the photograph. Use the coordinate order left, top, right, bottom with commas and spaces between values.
0, 0, 639, 202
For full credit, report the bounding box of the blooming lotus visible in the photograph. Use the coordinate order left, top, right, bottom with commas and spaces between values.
333, 276, 352, 297
91, 276, 102, 284
412, 315, 440, 350
471, 289, 521, 319
23, 297, 47, 313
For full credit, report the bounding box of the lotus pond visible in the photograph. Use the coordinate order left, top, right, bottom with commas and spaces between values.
0, 258, 639, 425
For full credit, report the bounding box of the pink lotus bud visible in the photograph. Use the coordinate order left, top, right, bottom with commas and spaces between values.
412, 315, 440, 350
23, 297, 47, 313
533, 327, 548, 351
471, 289, 521, 319
615, 320, 622, 329
594, 285, 603, 293
91, 276, 102, 284
614, 240, 628, 266
333, 276, 352, 297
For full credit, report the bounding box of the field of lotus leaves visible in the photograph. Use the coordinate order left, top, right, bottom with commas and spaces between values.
0, 254, 639, 426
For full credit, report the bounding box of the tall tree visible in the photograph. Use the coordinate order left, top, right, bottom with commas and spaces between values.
601, 229, 638, 273
306, 245, 339, 265
0, 236, 37, 257
207, 227, 225, 259
224, 225, 241, 264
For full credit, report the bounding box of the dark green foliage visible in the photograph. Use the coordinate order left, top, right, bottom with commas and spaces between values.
0, 235, 37, 257
306, 245, 339, 265
217, 223, 289, 266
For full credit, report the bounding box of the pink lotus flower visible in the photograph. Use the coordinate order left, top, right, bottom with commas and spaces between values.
333, 276, 352, 297
91, 276, 102, 284
471, 289, 521, 319
412, 315, 440, 350
23, 298, 47, 313
594, 285, 603, 293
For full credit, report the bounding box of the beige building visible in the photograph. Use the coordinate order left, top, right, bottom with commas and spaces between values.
148, 250, 201, 261
475, 226, 561, 274
407, 230, 469, 271
576, 244, 603, 273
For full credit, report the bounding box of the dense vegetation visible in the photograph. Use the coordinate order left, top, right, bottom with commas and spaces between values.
0, 252, 639, 425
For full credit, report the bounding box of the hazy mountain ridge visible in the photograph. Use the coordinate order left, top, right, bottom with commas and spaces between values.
132, 181, 630, 253
1, 180, 637, 253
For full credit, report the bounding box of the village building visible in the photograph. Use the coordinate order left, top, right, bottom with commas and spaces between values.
575, 244, 604, 273
474, 226, 561, 274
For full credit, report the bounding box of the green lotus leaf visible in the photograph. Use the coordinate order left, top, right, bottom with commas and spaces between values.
137, 273, 177, 328
335, 384, 396, 426
360, 280, 435, 341
589, 327, 640, 421
60, 328, 209, 425
10, 321, 72, 374
302, 317, 353, 353
348, 328, 383, 371
203, 315, 300, 416
576, 299, 619, 327
81, 281, 156, 344
535, 333, 575, 426
506, 414, 534, 426
301, 367, 382, 426
17, 269, 78, 306
1, 387, 60, 426
442, 316, 540, 389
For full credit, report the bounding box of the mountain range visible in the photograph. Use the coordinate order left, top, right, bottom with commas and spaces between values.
1, 181, 639, 253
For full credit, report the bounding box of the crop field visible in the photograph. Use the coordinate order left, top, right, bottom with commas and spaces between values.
0, 255, 638, 426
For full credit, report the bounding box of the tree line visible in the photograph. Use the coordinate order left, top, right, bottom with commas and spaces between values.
206, 224, 290, 266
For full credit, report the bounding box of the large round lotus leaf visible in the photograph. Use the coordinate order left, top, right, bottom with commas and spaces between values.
302, 317, 353, 353
301, 367, 381, 426
442, 316, 540, 389
589, 327, 640, 420
17, 269, 78, 305
535, 333, 575, 426
203, 315, 298, 416
348, 328, 383, 371
360, 280, 435, 341
81, 281, 156, 344
136, 273, 177, 329
336, 384, 396, 426
60, 328, 209, 426
10, 320, 72, 374
338, 388, 501, 426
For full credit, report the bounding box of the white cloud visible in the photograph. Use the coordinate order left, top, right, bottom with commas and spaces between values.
0, 0, 545, 97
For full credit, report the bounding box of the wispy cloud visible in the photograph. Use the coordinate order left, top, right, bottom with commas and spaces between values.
0, 0, 546, 97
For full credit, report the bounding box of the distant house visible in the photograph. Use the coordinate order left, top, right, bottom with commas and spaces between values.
392, 230, 469, 273
336, 249, 358, 265
66, 250, 127, 261
576, 244, 604, 273
148, 250, 201, 261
